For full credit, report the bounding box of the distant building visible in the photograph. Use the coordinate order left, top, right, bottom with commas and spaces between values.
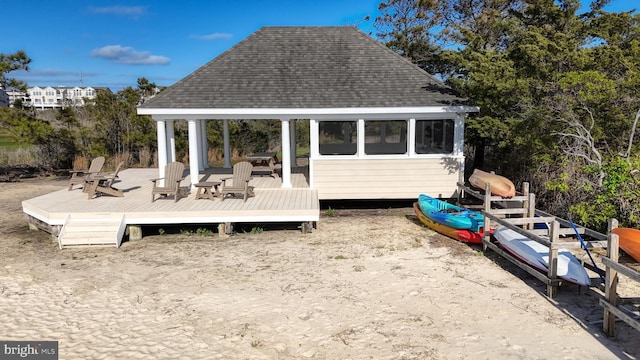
0, 87, 9, 107
6, 89, 29, 108
8, 86, 111, 109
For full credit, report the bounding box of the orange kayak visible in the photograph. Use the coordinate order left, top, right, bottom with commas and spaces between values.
468, 169, 516, 198
611, 228, 640, 262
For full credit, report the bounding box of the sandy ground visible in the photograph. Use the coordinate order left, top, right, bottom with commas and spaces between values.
1, 177, 639, 359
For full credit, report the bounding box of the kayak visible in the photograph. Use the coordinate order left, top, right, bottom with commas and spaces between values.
417, 194, 484, 232
611, 228, 640, 262
493, 226, 591, 286
413, 203, 483, 244
469, 169, 516, 198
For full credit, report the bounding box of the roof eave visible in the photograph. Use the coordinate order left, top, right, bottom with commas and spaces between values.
137, 106, 480, 120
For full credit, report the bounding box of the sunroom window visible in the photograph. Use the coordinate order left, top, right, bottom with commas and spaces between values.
364, 120, 407, 155
415, 119, 454, 154
318, 121, 357, 155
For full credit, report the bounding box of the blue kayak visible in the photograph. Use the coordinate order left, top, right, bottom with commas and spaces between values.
417, 194, 484, 232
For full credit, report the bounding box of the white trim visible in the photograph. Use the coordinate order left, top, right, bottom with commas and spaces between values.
138, 106, 479, 119
187, 120, 200, 187
409, 118, 416, 156
357, 119, 365, 157
22, 209, 319, 226
312, 154, 465, 161
281, 119, 292, 188
156, 120, 167, 182
126, 215, 319, 224
166, 119, 176, 163
309, 119, 319, 159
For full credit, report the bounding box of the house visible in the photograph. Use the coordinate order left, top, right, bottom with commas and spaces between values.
138, 26, 478, 200
6, 89, 29, 107
10, 86, 111, 109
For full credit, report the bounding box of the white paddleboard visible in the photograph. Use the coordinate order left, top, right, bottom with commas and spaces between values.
493, 226, 591, 286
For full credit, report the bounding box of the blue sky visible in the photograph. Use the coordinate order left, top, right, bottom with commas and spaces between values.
4, 0, 636, 92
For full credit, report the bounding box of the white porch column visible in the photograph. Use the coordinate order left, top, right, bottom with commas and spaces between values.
223, 119, 231, 168
187, 119, 200, 187
309, 119, 318, 190
166, 119, 175, 163
289, 120, 297, 166
280, 119, 292, 188
156, 119, 167, 179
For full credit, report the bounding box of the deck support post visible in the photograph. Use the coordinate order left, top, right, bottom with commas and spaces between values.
604, 218, 620, 337
301, 221, 314, 233
219, 222, 233, 236
128, 225, 143, 241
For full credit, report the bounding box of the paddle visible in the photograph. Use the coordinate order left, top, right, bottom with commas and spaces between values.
568, 217, 605, 283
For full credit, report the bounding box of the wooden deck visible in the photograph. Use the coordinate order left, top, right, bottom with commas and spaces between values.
22, 168, 319, 234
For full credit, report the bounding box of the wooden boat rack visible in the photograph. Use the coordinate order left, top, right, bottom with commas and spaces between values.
456, 179, 607, 298
457, 176, 640, 336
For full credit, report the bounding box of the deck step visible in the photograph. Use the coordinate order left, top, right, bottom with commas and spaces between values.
58, 213, 125, 249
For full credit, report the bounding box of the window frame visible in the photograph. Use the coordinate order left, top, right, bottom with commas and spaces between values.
363, 120, 408, 155
311, 115, 462, 160
414, 118, 455, 155
317, 120, 358, 156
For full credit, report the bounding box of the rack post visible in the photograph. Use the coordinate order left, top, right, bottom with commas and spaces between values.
546, 221, 559, 297
482, 182, 492, 252
604, 218, 620, 336
457, 170, 465, 205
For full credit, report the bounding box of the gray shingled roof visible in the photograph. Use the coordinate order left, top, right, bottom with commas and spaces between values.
139, 26, 464, 109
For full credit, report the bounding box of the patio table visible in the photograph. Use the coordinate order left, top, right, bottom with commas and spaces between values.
194, 181, 221, 200
246, 152, 280, 178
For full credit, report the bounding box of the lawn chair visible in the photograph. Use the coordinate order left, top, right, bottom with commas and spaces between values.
151, 162, 185, 202
220, 161, 255, 202
68, 156, 105, 191
85, 161, 125, 199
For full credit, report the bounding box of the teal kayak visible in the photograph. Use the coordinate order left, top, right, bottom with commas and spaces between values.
417, 194, 484, 232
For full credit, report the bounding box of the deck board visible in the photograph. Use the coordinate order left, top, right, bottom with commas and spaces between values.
22, 168, 319, 227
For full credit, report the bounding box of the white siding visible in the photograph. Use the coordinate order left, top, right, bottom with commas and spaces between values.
311, 158, 462, 200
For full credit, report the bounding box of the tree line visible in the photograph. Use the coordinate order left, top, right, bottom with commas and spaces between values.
374, 0, 640, 231
0, 75, 289, 172
1, 0, 639, 231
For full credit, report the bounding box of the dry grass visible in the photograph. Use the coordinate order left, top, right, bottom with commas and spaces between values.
0, 148, 39, 166
139, 146, 153, 168
72, 155, 89, 170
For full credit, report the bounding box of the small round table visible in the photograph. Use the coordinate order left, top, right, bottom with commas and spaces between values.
194, 181, 221, 200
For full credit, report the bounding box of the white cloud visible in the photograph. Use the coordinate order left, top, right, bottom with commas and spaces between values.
189, 33, 233, 41
90, 45, 170, 65
88, 5, 147, 18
